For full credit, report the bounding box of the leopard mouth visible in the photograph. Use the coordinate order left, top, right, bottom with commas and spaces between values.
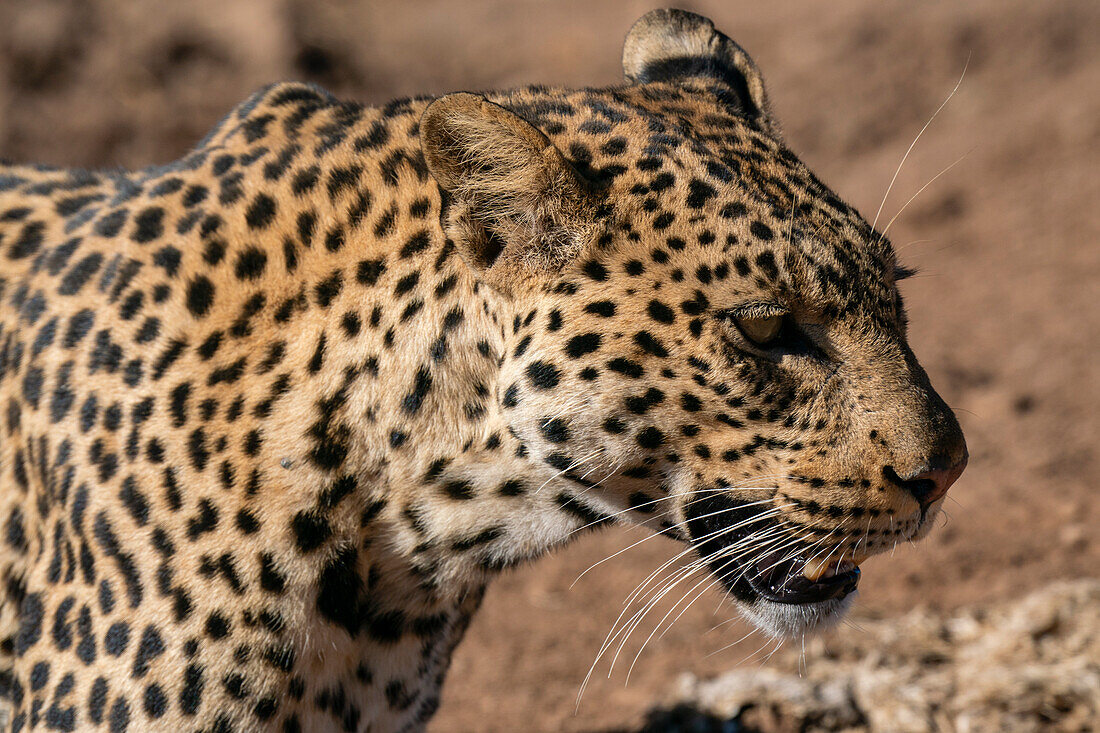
744, 552, 860, 605
684, 493, 861, 608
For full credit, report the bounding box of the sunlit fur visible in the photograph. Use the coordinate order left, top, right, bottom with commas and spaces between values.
0, 10, 964, 732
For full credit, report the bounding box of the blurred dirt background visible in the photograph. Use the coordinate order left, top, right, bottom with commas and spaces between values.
1, 1, 1097, 731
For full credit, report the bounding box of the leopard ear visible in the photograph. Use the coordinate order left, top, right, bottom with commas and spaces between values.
420, 93, 596, 290
622, 9, 778, 136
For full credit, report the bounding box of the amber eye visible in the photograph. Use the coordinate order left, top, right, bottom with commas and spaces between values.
734, 315, 784, 347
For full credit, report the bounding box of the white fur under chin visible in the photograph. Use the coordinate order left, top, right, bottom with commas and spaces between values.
738, 591, 857, 639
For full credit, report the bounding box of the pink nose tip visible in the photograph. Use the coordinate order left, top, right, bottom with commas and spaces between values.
884, 454, 968, 506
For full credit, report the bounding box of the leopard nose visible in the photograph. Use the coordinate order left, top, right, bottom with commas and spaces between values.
883, 453, 968, 507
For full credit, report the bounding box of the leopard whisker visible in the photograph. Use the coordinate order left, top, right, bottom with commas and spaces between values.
872, 56, 968, 232
610, 532, 790, 681
533, 448, 603, 495
586, 518, 791, 689
568, 494, 780, 585
879, 149, 972, 241
705, 624, 766, 659
614, 527, 794, 659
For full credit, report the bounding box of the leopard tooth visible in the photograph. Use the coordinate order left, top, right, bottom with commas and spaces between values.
802, 557, 833, 582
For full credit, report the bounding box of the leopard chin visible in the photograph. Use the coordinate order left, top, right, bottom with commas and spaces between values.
739, 592, 857, 639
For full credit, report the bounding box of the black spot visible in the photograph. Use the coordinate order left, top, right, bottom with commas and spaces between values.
234, 247, 267, 280
185, 276, 215, 317
131, 207, 165, 243
202, 239, 226, 265
512, 335, 531, 359
179, 664, 204, 715
291, 165, 321, 195
526, 361, 560, 390
602, 417, 626, 434
355, 121, 390, 150
324, 225, 345, 252
93, 513, 142, 608
750, 220, 775, 241
686, 178, 717, 208
132, 625, 165, 678
94, 209, 128, 237
400, 230, 431, 258
555, 493, 611, 527
8, 219, 46, 260
564, 333, 601, 358
394, 272, 419, 297
108, 697, 130, 733
119, 478, 150, 526
647, 300, 675, 323
584, 301, 616, 317
15, 592, 44, 654
205, 611, 230, 640
721, 202, 748, 219
633, 331, 669, 357
144, 683, 167, 718
357, 258, 386, 285
316, 545, 362, 635
58, 253, 104, 296
297, 210, 316, 246
187, 428, 209, 472
236, 508, 260, 534
441, 480, 474, 501
539, 418, 570, 443
341, 311, 361, 336
308, 332, 327, 373
606, 358, 643, 378
186, 499, 219, 541
291, 511, 331, 552
401, 367, 433, 414
547, 309, 564, 331
625, 387, 664, 414
681, 392, 702, 412
245, 194, 277, 229
582, 260, 608, 281
103, 620, 131, 651
755, 251, 779, 279
326, 165, 361, 200
260, 553, 286, 593
636, 427, 665, 450
63, 309, 95, 348
253, 697, 278, 721
89, 677, 109, 724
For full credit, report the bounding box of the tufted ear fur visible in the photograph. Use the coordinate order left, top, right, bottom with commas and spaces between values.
623, 9, 779, 136
420, 93, 597, 291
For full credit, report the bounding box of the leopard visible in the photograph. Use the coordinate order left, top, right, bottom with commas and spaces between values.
0, 8, 967, 733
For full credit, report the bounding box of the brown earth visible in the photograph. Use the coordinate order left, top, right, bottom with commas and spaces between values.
651, 580, 1100, 732
1, 1, 1097, 731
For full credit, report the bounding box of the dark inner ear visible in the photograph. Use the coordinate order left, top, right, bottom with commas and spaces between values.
435, 187, 507, 270
639, 56, 761, 119
622, 9, 778, 135
420, 92, 595, 282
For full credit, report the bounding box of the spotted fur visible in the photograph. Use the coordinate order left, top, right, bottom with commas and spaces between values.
0, 10, 965, 732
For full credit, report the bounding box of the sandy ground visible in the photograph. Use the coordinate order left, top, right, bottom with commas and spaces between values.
1, 1, 1097, 731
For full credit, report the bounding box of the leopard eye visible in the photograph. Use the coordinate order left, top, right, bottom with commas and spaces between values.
734, 315, 784, 347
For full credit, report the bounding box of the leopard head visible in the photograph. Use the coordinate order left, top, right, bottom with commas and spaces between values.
420, 9, 966, 638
